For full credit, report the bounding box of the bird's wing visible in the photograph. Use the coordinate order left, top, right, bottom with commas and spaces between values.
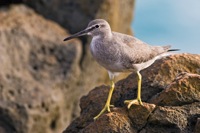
112, 32, 170, 64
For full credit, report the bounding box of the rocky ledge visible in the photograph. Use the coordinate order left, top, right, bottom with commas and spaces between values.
63, 53, 200, 133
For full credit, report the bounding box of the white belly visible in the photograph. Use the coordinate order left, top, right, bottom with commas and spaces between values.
133, 52, 173, 71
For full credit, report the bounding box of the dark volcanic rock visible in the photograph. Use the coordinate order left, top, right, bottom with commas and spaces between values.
64, 54, 200, 133
0, 5, 81, 133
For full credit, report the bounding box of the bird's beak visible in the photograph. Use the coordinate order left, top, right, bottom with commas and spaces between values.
63, 28, 91, 41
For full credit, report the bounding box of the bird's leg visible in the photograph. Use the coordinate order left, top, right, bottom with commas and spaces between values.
94, 80, 115, 120
136, 71, 143, 105
124, 71, 143, 109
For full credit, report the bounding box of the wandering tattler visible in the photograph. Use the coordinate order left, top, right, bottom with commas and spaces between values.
63, 19, 178, 120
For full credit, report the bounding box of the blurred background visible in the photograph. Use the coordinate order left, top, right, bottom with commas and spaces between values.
133, 0, 200, 54
0, 0, 199, 133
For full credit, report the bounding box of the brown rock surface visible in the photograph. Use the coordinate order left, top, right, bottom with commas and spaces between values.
145, 102, 200, 133
128, 103, 156, 130
150, 73, 200, 106
0, 5, 82, 133
81, 108, 136, 133
64, 54, 200, 133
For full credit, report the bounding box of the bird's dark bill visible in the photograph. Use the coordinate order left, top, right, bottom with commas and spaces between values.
63, 28, 89, 41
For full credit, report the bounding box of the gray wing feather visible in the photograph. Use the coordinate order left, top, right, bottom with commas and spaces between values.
112, 32, 171, 64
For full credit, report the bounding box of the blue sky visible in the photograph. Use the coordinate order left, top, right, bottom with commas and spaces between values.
132, 0, 200, 54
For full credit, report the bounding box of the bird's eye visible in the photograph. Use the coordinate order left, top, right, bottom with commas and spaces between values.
95, 25, 99, 28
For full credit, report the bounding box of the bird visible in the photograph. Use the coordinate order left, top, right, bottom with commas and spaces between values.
63, 19, 178, 120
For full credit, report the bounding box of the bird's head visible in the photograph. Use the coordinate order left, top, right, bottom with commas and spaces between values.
63, 19, 111, 41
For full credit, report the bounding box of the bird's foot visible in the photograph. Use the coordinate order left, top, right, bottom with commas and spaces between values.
93, 104, 114, 120
124, 98, 143, 109
110, 104, 114, 108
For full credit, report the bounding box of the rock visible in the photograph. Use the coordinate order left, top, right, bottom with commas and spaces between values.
64, 104, 156, 133
128, 103, 156, 130
0, 0, 23, 6
80, 108, 136, 133
150, 73, 200, 106
148, 106, 188, 131
24, 0, 135, 35
0, 5, 82, 133
64, 53, 200, 133
145, 102, 200, 133
194, 118, 200, 133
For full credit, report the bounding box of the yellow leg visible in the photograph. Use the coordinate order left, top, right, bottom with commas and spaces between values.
94, 80, 115, 120
124, 71, 143, 109
137, 71, 143, 104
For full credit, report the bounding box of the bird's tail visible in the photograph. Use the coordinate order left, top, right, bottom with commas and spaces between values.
168, 49, 180, 52
163, 45, 180, 52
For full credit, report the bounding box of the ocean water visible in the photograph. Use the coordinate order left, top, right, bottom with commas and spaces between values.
132, 0, 200, 54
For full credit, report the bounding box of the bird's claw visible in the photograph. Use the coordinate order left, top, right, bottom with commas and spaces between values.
110, 104, 114, 108
94, 104, 115, 120
124, 99, 143, 109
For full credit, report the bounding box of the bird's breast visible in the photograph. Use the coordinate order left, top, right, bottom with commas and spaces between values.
90, 37, 112, 62
90, 36, 100, 56
90, 37, 126, 72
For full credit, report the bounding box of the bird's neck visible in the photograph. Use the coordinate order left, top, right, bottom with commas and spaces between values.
92, 34, 112, 42
95, 31, 112, 40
